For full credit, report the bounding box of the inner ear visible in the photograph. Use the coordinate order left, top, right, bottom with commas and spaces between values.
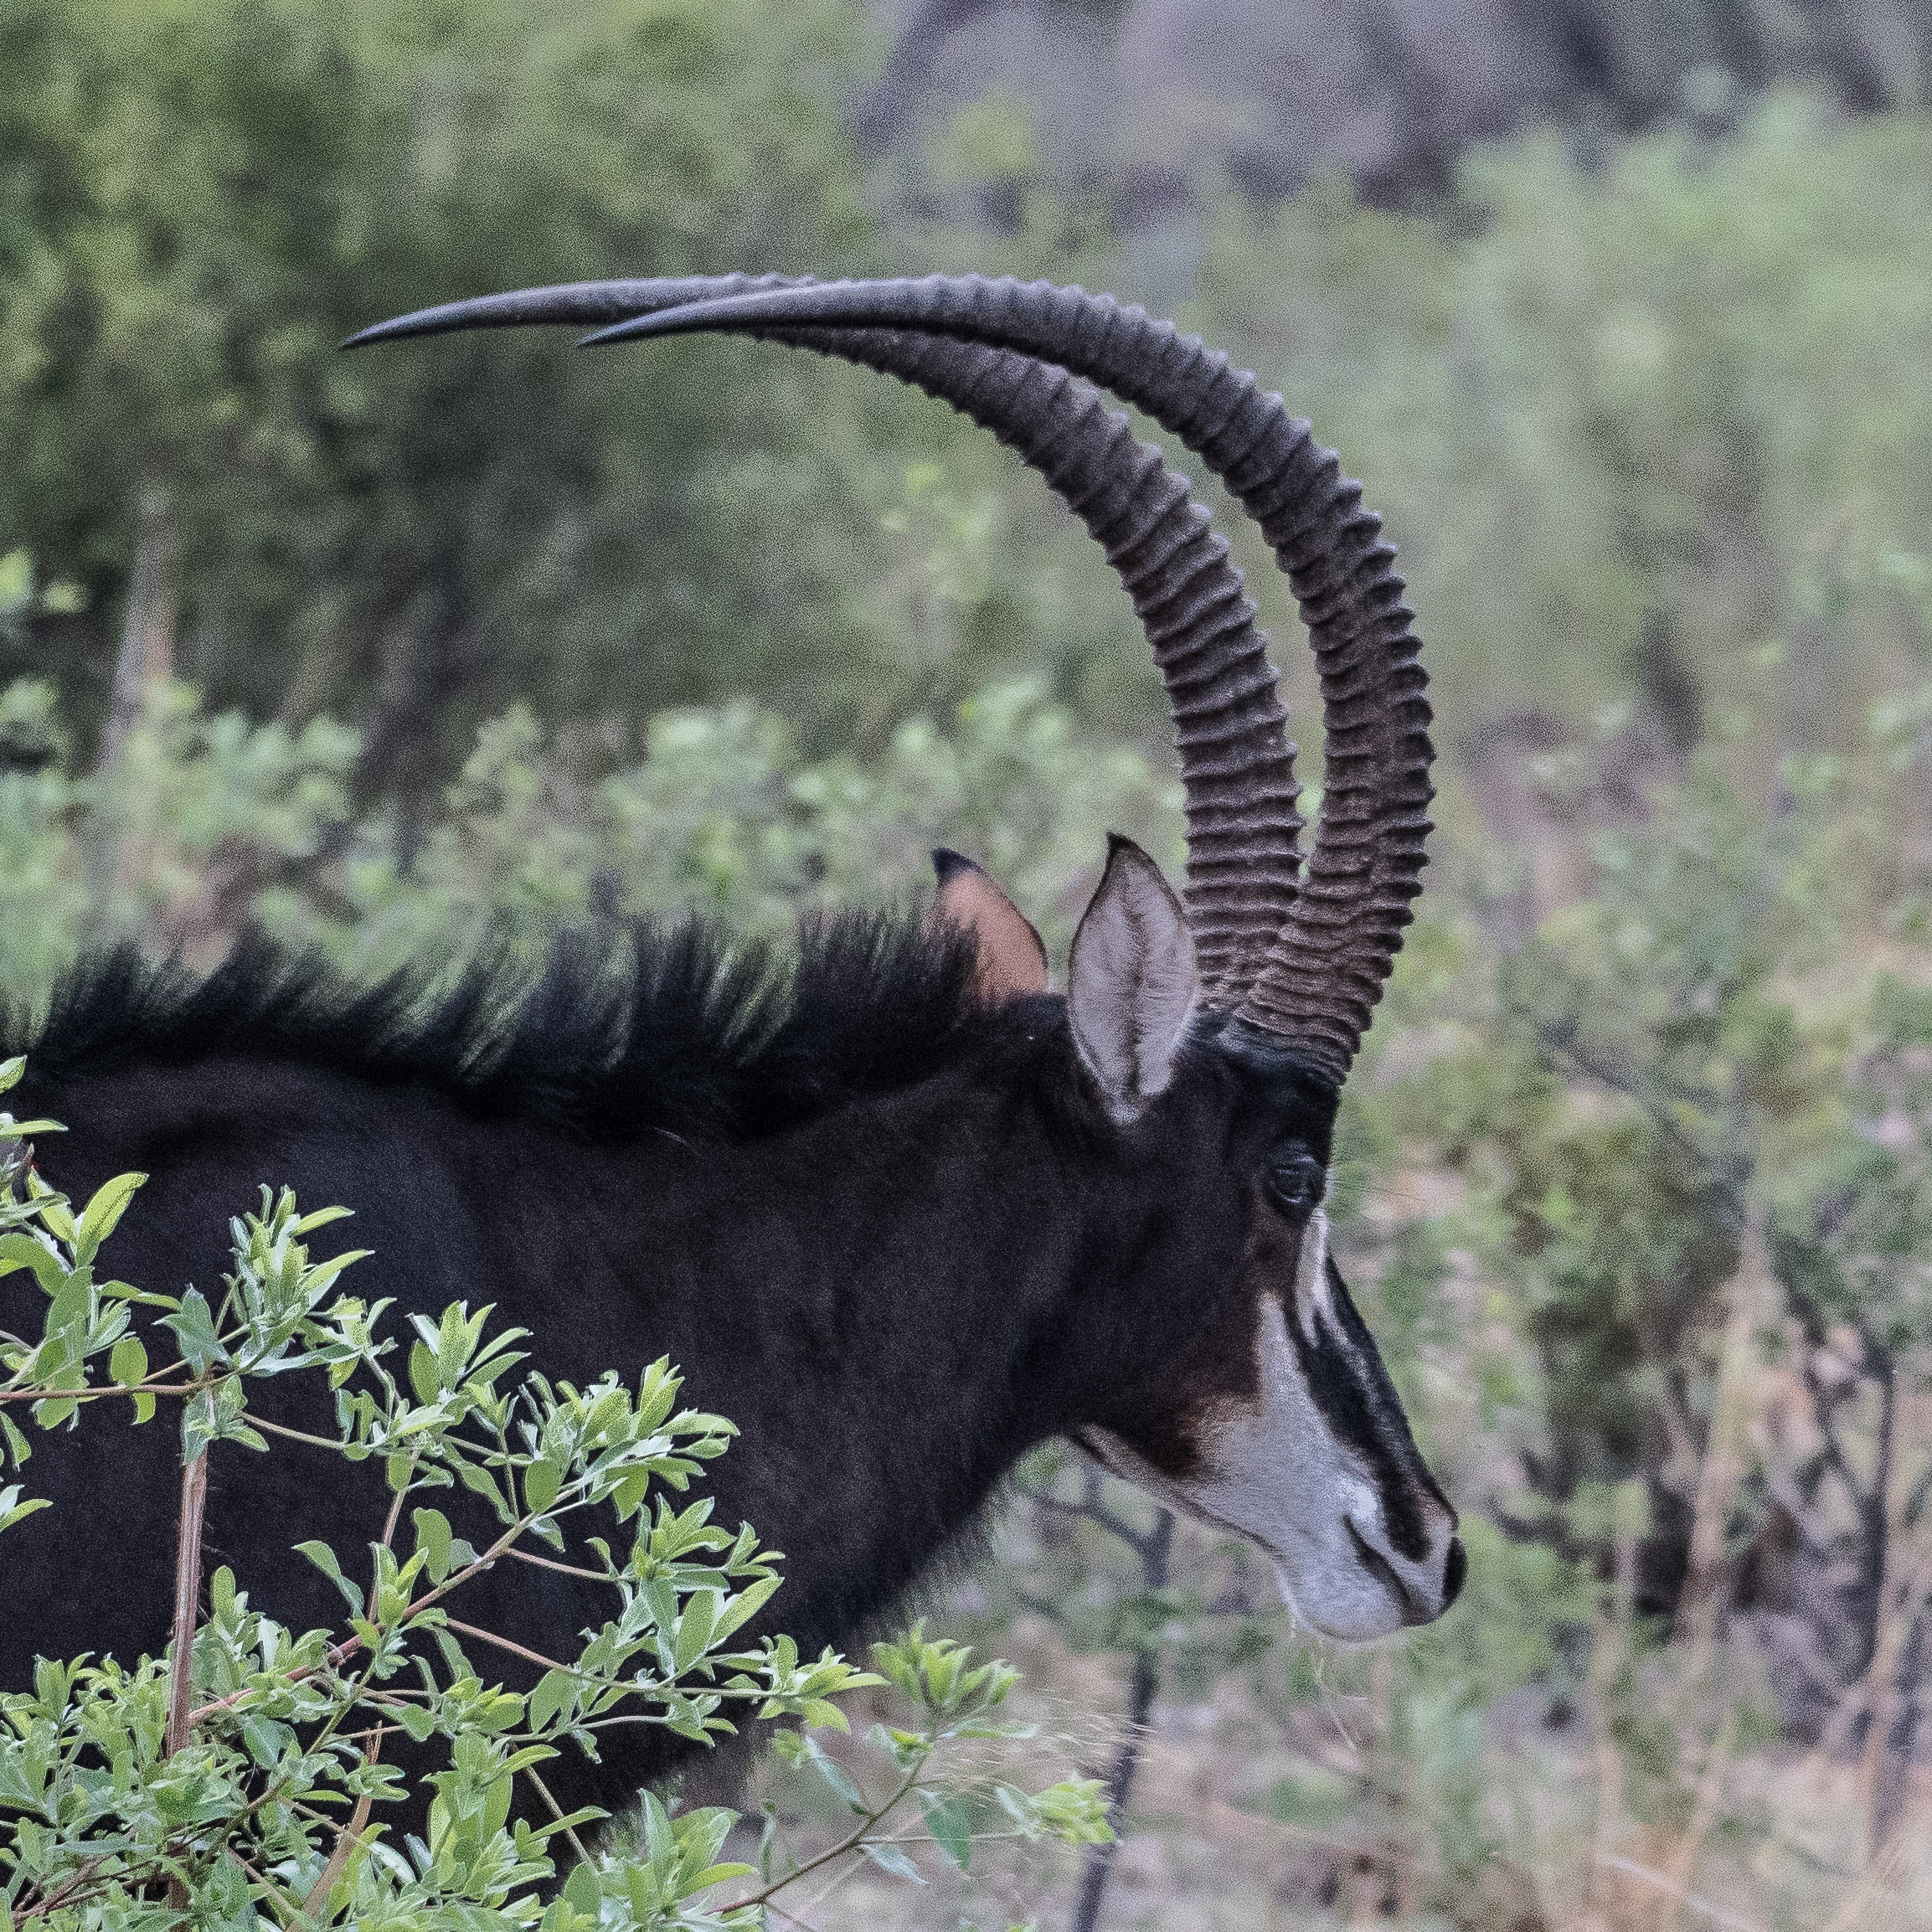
1068, 834, 1198, 1118
925, 848, 1048, 1005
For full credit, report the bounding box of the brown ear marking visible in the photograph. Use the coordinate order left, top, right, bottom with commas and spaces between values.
927, 848, 1049, 1005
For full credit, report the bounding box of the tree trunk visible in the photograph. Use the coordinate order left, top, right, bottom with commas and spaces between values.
100, 484, 176, 773
1677, 1207, 1774, 1654
86, 484, 177, 930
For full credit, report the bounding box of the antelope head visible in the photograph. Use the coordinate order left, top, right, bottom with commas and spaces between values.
348, 274, 1461, 1640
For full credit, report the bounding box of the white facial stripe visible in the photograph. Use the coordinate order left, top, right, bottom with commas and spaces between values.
1086, 1296, 1392, 1638
1082, 1208, 1455, 1641
1295, 1203, 1337, 1345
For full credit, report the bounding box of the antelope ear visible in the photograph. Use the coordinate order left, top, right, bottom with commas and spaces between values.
926, 849, 1048, 1004
1068, 835, 1198, 1120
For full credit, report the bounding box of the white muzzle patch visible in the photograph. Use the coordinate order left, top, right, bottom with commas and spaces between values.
1081, 1208, 1453, 1641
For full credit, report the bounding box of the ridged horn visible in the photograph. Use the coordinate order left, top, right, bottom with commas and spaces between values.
347, 278, 1304, 997
579, 276, 1433, 1089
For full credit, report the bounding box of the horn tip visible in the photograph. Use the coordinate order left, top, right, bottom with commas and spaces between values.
580, 310, 684, 348
340, 317, 415, 350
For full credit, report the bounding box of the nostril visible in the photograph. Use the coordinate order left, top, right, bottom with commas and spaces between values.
1441, 1536, 1467, 1610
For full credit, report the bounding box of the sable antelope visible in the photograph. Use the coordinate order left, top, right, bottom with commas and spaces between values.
3, 276, 1461, 1817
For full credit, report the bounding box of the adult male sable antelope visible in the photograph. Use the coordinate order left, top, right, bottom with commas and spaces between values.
3, 276, 1461, 1815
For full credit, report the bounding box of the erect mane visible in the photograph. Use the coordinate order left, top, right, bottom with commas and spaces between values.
10, 912, 1002, 1145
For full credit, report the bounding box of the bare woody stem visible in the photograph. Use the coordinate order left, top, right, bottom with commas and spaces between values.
166, 1448, 209, 1758
189, 1503, 554, 1723
162, 1445, 210, 1917
1070, 1506, 1172, 1932
300, 1733, 379, 1923
740, 1756, 927, 1910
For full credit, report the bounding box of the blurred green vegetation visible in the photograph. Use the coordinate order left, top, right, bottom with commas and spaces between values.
1198, 97, 1932, 763
0, 669, 1179, 993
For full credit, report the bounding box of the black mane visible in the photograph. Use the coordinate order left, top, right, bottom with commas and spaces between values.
9, 913, 997, 1145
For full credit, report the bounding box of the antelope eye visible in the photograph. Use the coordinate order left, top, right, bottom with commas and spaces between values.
1265, 1153, 1326, 1219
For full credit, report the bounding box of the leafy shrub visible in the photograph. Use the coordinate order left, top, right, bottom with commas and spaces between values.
0, 1069, 1105, 1929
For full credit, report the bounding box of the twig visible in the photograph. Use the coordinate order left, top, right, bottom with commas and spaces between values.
742, 1759, 924, 1910
0, 1376, 194, 1404
300, 1733, 380, 1923
440, 1616, 590, 1680
1070, 1506, 1172, 1932
506, 1546, 612, 1583
377, 1477, 410, 1554
1594, 1852, 1771, 1932
524, 1766, 595, 1871
1024, 1486, 1149, 1557
13, 1852, 117, 1923
166, 1448, 209, 1756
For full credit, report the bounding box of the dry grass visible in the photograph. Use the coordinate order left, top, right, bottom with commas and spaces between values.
766, 1610, 1932, 1930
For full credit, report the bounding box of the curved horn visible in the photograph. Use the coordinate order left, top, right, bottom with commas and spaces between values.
348, 279, 1304, 996
579, 277, 1432, 1088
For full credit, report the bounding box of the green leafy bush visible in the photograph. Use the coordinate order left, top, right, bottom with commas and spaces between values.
0, 1070, 1105, 1929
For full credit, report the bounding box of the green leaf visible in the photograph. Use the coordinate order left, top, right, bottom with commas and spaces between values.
71, 1171, 145, 1264
0, 1055, 24, 1095
0, 1486, 51, 1533
240, 1714, 296, 1767
689, 1860, 755, 1888
413, 1506, 454, 1582
920, 1793, 972, 1871
162, 1289, 226, 1373
713, 1570, 782, 1641
409, 1338, 439, 1405
295, 1539, 363, 1612
394, 1701, 437, 1743
562, 1865, 600, 1915
805, 1735, 866, 1811
0, 1231, 65, 1294
294, 1204, 354, 1235
528, 1668, 576, 1734
672, 1589, 719, 1675
42, 1268, 90, 1337
109, 1334, 148, 1388
456, 1459, 509, 1517
861, 1840, 925, 1883
31, 1189, 74, 1245
524, 1458, 562, 1515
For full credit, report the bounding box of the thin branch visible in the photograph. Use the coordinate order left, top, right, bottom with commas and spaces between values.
300, 1732, 381, 1922
1595, 1852, 1772, 1932
1071, 1507, 1172, 1932
743, 1758, 925, 1909
437, 1617, 775, 1709
506, 1546, 613, 1584
13, 1852, 118, 1923
523, 1767, 595, 1872
250, 1414, 361, 1454
1023, 1486, 1150, 1556
0, 1376, 198, 1404
438, 1616, 580, 1680
166, 1449, 210, 1756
